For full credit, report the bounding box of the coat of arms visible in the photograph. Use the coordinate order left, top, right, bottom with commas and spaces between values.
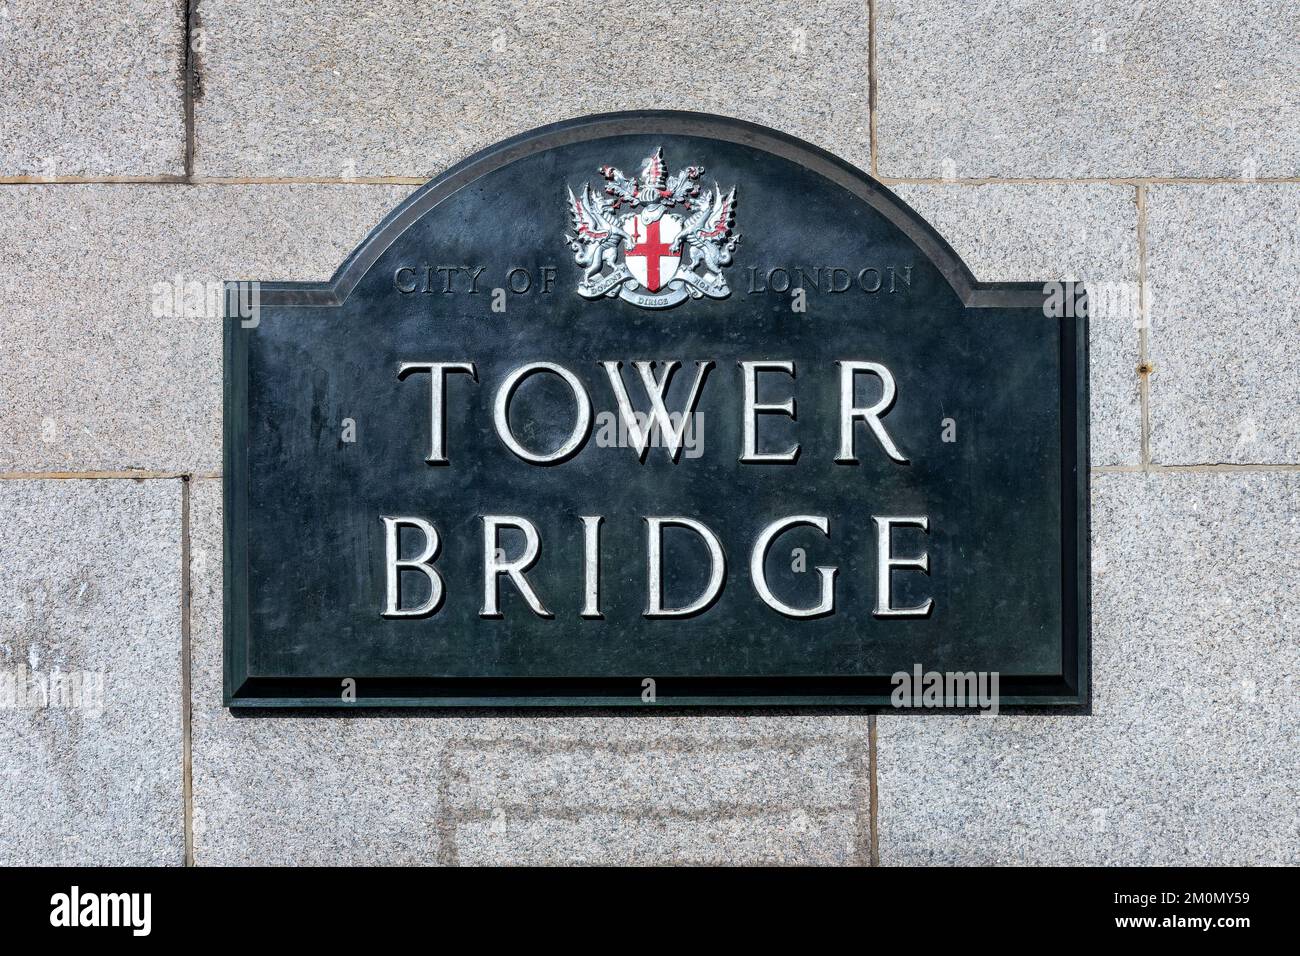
565, 147, 740, 308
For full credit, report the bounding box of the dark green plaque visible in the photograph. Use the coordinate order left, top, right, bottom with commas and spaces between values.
224, 112, 1089, 708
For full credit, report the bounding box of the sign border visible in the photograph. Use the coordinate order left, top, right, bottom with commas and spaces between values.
223, 110, 1090, 710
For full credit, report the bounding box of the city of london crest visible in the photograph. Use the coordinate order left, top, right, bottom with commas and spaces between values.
565, 147, 740, 309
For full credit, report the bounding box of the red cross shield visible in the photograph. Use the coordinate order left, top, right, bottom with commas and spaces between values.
622, 212, 683, 293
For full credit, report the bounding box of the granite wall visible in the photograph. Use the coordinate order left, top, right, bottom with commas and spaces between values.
1, 0, 1295, 865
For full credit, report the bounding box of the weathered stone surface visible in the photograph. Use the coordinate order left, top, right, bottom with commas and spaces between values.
878, 472, 1300, 865
876, 1, 1300, 179
892, 183, 1140, 465
0, 185, 411, 473
0, 1, 186, 177
0, 478, 182, 865
453, 812, 861, 866
1146, 185, 1300, 464
191, 0, 871, 178
188, 479, 871, 865
190, 484, 448, 865
444, 734, 868, 864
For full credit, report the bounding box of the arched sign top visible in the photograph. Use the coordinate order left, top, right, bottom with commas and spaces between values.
256, 111, 1043, 311
224, 111, 1088, 710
